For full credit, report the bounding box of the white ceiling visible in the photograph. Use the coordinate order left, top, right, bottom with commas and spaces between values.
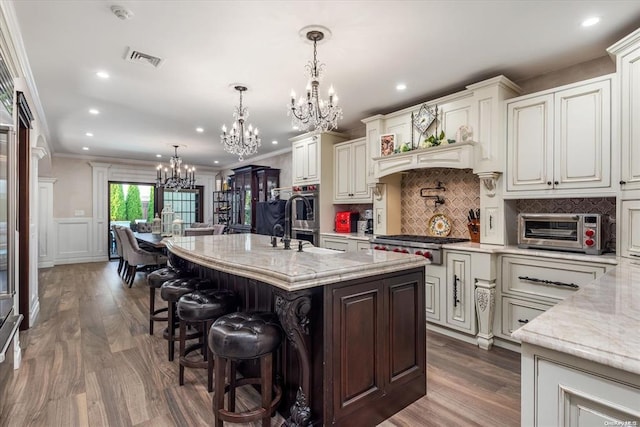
11, 0, 640, 170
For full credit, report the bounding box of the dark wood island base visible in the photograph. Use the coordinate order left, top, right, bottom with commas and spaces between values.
165, 234, 427, 426
176, 258, 425, 426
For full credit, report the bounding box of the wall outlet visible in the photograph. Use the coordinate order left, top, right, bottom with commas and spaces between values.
74, 210, 85, 216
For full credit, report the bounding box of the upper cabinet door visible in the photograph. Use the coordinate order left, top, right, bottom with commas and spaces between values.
333, 143, 352, 200
292, 136, 320, 185
507, 94, 554, 192
554, 80, 611, 190
351, 138, 370, 199
620, 45, 640, 190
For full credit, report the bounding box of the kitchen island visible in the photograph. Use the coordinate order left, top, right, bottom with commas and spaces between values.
512, 259, 640, 426
164, 234, 429, 426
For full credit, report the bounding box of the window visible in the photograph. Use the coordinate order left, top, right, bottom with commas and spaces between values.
159, 187, 203, 226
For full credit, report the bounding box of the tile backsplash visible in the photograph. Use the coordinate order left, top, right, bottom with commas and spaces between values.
401, 168, 479, 238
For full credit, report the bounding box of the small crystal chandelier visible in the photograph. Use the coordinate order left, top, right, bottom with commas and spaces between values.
288, 27, 343, 133
220, 85, 260, 161
155, 145, 196, 191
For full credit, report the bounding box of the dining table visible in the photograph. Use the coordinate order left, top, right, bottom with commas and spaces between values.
133, 232, 167, 249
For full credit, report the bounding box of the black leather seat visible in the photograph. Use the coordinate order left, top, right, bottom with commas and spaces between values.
147, 267, 191, 335
176, 289, 238, 391
209, 311, 283, 427
161, 277, 215, 361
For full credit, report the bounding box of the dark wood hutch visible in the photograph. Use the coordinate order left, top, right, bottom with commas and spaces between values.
228, 165, 279, 233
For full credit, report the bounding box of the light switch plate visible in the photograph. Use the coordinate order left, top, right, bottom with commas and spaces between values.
74, 209, 84, 216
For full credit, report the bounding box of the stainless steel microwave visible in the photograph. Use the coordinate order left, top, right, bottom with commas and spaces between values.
517, 213, 606, 255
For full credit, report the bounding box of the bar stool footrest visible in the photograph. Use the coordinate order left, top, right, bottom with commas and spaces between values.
215, 378, 282, 424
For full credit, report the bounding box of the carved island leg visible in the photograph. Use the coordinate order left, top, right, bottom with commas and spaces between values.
474, 279, 496, 350
274, 291, 312, 427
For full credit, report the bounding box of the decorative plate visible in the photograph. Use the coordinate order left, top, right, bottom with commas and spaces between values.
428, 213, 452, 237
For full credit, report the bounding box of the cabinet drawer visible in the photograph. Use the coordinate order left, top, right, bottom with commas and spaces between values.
501, 256, 606, 302
322, 238, 349, 252
501, 297, 551, 341
355, 241, 371, 251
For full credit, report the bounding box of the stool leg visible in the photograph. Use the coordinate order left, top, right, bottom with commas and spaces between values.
261, 353, 273, 427
149, 287, 156, 335
213, 354, 226, 427
168, 302, 176, 361
179, 319, 186, 386
205, 320, 213, 393
228, 360, 236, 412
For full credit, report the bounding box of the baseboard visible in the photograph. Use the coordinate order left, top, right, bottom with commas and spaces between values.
29, 299, 40, 326
492, 337, 521, 353
426, 323, 478, 346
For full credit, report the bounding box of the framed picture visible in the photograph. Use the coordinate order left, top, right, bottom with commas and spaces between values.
380, 133, 396, 156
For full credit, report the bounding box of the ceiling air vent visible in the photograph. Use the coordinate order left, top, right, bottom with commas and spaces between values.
124, 47, 164, 68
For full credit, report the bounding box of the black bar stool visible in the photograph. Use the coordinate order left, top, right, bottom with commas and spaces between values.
147, 267, 191, 335
160, 277, 214, 361
209, 311, 283, 427
176, 289, 238, 392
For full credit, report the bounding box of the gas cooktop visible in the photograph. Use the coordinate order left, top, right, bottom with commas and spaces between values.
374, 235, 470, 245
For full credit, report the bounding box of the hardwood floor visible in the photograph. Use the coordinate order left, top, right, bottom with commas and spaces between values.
0, 262, 521, 426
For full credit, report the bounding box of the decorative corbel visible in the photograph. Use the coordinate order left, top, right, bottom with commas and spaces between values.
371, 183, 384, 201
477, 172, 500, 198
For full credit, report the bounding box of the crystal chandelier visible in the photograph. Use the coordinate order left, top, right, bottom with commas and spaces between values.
220, 85, 260, 161
155, 145, 196, 191
288, 27, 343, 133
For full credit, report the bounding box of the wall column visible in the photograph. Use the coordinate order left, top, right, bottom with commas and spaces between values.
28, 146, 46, 325
38, 177, 56, 268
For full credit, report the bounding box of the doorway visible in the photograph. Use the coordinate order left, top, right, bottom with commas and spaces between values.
107, 182, 204, 258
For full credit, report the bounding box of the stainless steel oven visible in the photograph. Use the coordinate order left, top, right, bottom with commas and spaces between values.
292, 228, 319, 247
291, 185, 319, 230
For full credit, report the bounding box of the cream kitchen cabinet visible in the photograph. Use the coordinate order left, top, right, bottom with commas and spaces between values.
521, 345, 640, 427
292, 135, 320, 185
320, 233, 371, 252
621, 200, 640, 259
445, 252, 475, 334
333, 138, 372, 203
496, 254, 610, 343
609, 28, 640, 192
506, 76, 612, 195
290, 131, 348, 187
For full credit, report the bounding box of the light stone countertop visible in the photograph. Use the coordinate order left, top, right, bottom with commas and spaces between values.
442, 242, 619, 265
165, 234, 428, 292
512, 258, 640, 375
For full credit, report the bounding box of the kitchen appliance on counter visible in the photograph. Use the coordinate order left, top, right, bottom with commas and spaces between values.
370, 235, 469, 265
517, 213, 607, 255
335, 211, 360, 233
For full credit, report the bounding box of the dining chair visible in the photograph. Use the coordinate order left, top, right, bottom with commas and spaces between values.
111, 224, 125, 275
121, 227, 168, 287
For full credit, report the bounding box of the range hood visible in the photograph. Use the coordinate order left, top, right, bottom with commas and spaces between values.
372, 140, 476, 179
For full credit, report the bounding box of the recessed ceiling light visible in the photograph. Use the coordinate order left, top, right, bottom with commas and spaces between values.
89, 108, 99, 115
214, 160, 219, 164
582, 16, 600, 27
156, 154, 162, 158
85, 132, 94, 137
396, 83, 407, 91
82, 147, 89, 151
96, 71, 110, 79
272, 140, 278, 145
196, 127, 204, 133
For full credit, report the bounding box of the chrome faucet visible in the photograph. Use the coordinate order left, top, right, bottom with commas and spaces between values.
283, 194, 312, 250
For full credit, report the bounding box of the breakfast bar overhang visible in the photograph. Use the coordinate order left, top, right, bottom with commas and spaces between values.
164, 234, 428, 426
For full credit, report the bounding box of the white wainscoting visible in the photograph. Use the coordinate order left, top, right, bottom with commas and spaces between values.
54, 218, 106, 264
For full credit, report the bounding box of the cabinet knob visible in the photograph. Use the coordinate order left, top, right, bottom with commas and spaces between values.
554, 181, 559, 186
620, 180, 627, 185
546, 181, 552, 186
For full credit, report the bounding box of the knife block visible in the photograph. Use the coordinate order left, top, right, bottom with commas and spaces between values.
467, 220, 480, 243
